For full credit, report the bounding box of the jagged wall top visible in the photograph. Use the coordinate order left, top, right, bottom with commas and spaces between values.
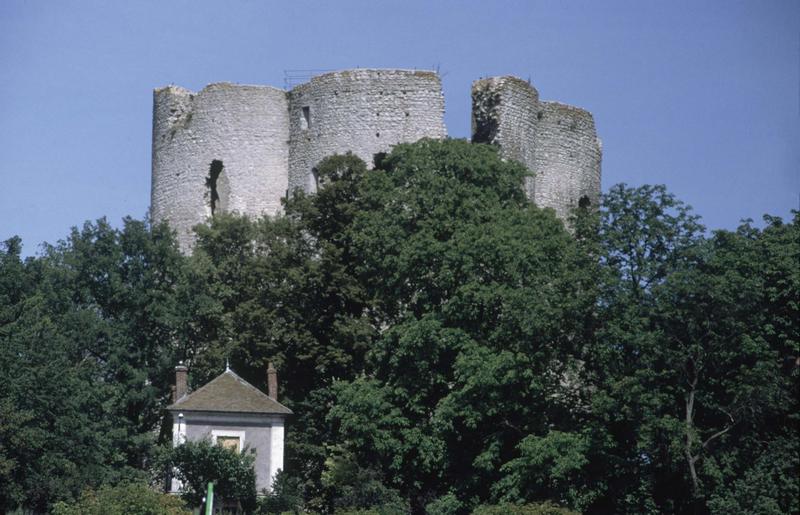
150, 69, 601, 252
471, 76, 601, 220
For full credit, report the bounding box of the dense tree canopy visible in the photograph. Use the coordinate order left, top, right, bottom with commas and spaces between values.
0, 220, 187, 512
0, 139, 796, 514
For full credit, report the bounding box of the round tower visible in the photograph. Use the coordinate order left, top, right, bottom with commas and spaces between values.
532, 101, 602, 220
287, 69, 446, 193
151, 83, 289, 252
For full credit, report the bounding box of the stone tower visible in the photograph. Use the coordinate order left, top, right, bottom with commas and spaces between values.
151, 83, 290, 251
150, 69, 600, 252
287, 69, 446, 193
151, 69, 445, 252
471, 76, 602, 220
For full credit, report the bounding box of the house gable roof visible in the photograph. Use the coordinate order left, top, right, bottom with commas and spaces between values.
167, 369, 292, 415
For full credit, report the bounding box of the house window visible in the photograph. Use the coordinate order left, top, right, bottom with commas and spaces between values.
212, 429, 245, 453
217, 436, 240, 451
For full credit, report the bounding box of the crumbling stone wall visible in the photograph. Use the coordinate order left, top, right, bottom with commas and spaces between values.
534, 101, 602, 220
151, 70, 445, 251
287, 69, 446, 193
472, 77, 538, 198
151, 83, 289, 252
151, 69, 601, 253
471, 76, 602, 220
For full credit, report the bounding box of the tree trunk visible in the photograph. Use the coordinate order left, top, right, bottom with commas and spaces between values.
684, 377, 701, 494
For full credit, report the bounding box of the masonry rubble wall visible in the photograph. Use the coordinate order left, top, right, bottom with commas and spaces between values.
533, 101, 602, 220
287, 69, 446, 193
470, 76, 602, 220
151, 83, 289, 252
151, 69, 601, 253
471, 76, 539, 198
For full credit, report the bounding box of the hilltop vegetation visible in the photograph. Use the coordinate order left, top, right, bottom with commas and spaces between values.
0, 139, 797, 514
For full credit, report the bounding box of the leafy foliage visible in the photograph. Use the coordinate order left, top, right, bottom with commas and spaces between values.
471, 502, 578, 515
584, 186, 799, 513
326, 140, 597, 511
0, 139, 797, 514
0, 219, 187, 512
51, 481, 189, 515
321, 445, 408, 514
160, 440, 257, 511
257, 470, 305, 514
493, 431, 591, 508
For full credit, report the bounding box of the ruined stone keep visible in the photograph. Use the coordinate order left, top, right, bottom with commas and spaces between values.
151, 69, 601, 251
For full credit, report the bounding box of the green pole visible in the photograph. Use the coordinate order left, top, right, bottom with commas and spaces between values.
204, 482, 214, 515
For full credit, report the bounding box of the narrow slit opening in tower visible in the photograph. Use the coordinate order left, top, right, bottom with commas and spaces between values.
301, 106, 311, 130
206, 160, 224, 216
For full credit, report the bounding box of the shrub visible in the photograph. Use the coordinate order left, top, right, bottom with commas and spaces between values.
258, 470, 305, 514
471, 502, 578, 515
50, 481, 188, 515
425, 492, 463, 515
158, 440, 257, 512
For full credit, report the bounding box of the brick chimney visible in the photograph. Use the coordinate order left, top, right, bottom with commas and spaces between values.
267, 362, 278, 401
174, 362, 188, 402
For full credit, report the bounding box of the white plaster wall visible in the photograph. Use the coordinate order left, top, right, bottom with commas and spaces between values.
170, 413, 188, 493
180, 412, 283, 493
268, 421, 284, 491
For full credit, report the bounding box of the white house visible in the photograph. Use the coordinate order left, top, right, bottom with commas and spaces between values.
166, 362, 292, 493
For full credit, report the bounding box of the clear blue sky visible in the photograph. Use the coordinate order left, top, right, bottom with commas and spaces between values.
1, 0, 798, 255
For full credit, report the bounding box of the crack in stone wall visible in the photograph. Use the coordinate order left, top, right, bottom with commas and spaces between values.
205, 159, 228, 217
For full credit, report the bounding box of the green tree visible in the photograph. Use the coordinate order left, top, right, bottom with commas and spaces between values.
187, 154, 375, 398
4, 140, 795, 515
585, 184, 799, 514
599, 183, 704, 302
160, 440, 257, 512
471, 502, 578, 515
493, 430, 591, 508
258, 470, 305, 514
328, 139, 598, 511
183, 154, 381, 510
321, 445, 408, 514
580, 184, 706, 513
0, 219, 189, 511
51, 481, 189, 515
